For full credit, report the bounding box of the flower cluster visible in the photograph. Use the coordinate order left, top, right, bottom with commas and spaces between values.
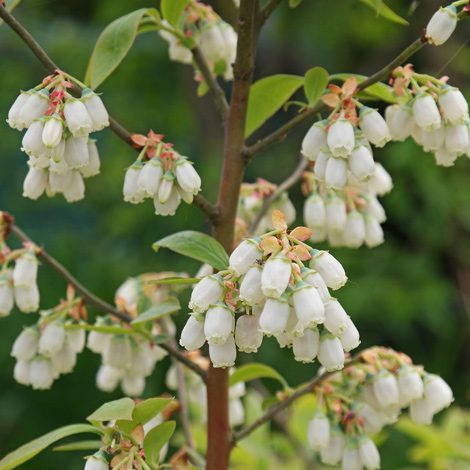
123, 131, 201, 216
305, 347, 453, 469
302, 166, 392, 248
166, 351, 246, 427
7, 73, 108, 202
386, 64, 470, 167
180, 211, 360, 368
302, 78, 392, 195
159, 1, 237, 82
236, 179, 296, 240
0, 248, 40, 315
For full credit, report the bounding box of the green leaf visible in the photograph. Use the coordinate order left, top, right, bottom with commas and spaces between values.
359, 0, 408, 26
161, 0, 189, 28
229, 363, 289, 389
245, 74, 304, 137
87, 398, 135, 423
143, 421, 176, 465
304, 67, 329, 107
289, 0, 303, 8
53, 440, 102, 452
131, 298, 180, 326
153, 231, 229, 271
144, 277, 201, 285
0, 424, 101, 470
117, 397, 172, 434
85, 8, 150, 89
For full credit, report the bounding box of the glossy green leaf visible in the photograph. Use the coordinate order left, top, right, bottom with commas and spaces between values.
143, 421, 176, 465
229, 363, 289, 389
131, 298, 180, 325
245, 74, 304, 137
359, 0, 408, 26
289, 0, 303, 7
0, 424, 101, 470
53, 440, 102, 452
85, 8, 149, 89
330, 73, 397, 103
87, 398, 135, 423
161, 0, 189, 28
153, 231, 229, 271
304, 67, 329, 107
117, 397, 172, 434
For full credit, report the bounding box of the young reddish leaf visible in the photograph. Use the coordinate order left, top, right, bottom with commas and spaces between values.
271, 209, 288, 231
259, 236, 280, 255
290, 245, 311, 261
321, 93, 340, 108
342, 77, 358, 97
328, 84, 343, 95
131, 134, 147, 147
290, 226, 312, 242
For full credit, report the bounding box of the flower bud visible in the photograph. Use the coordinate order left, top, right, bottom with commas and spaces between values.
320, 428, 345, 465
434, 147, 458, 167
324, 299, 349, 336
261, 254, 292, 298
82, 89, 109, 131
239, 265, 264, 305
80, 140, 101, 178
369, 163, 393, 196
229, 398, 245, 427
189, 275, 224, 313
23, 166, 48, 200
66, 328, 86, 353
358, 437, 380, 470
180, 315, 206, 350
445, 123, 469, 155
38, 322, 66, 357
259, 296, 290, 336
364, 216, 384, 248
338, 317, 360, 352
229, 238, 262, 276
63, 98, 93, 136
423, 374, 453, 413
175, 158, 201, 194
359, 107, 391, 147
7, 91, 31, 130
204, 304, 235, 345
373, 370, 399, 407
327, 118, 355, 157
158, 171, 175, 204
349, 145, 375, 181
64, 136, 90, 169
302, 121, 327, 160
29, 356, 54, 390
385, 104, 414, 141
84, 451, 108, 470
311, 250, 347, 290
293, 328, 319, 363
426, 5, 458, 46
367, 197, 386, 223
235, 314, 263, 353
209, 334, 236, 368
438, 87, 469, 124
413, 94, 441, 131
63, 171, 86, 203
123, 162, 145, 204
325, 156, 348, 189
342, 443, 362, 470
96, 364, 122, 392
292, 282, 325, 332
303, 269, 330, 303
51, 341, 77, 374
103, 335, 132, 369
308, 412, 330, 449
154, 187, 181, 216
121, 374, 146, 397
304, 193, 326, 228
42, 114, 63, 148
0, 271, 14, 317
14, 360, 31, 385
11, 327, 39, 361
14, 284, 40, 313
19, 89, 50, 128
343, 211, 366, 248
22, 120, 46, 157
409, 398, 434, 425
397, 366, 424, 403
318, 335, 344, 371
314, 150, 329, 180
138, 158, 163, 197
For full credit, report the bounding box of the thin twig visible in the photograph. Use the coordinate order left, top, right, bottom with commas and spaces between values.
244, 37, 427, 158
231, 355, 362, 444
8, 222, 207, 379
0, 4, 218, 222
248, 155, 308, 235
258, 0, 284, 28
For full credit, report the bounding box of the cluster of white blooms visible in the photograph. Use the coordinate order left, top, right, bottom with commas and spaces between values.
305, 347, 453, 469
159, 1, 237, 82
180, 211, 360, 368
302, 167, 392, 248
236, 179, 296, 238
166, 354, 246, 427
7, 74, 108, 202
123, 131, 201, 216
0, 250, 40, 316
11, 320, 85, 390
386, 69, 470, 167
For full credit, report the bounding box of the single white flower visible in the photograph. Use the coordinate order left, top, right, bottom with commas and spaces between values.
62, 171, 86, 203
64, 136, 90, 169
259, 296, 290, 336
189, 275, 224, 313
302, 121, 327, 160
7, 91, 31, 130
49, 169, 70, 194
357, 403, 384, 434
103, 335, 132, 369
239, 265, 265, 305
138, 158, 163, 197
229, 238, 262, 276
320, 429, 345, 465
0, 271, 14, 317
51, 341, 77, 375
29, 356, 54, 390
409, 398, 434, 425
229, 398, 245, 427
13, 251, 38, 288
204, 304, 234, 345
22, 120, 46, 157
82, 89, 109, 131
349, 145, 375, 181
154, 187, 181, 215
292, 282, 325, 333
311, 250, 347, 290
364, 216, 384, 248
314, 149, 329, 180
96, 364, 122, 392
38, 322, 66, 357
359, 107, 391, 147
426, 5, 458, 46
369, 163, 393, 196
304, 193, 326, 228
158, 171, 175, 204
342, 443, 362, 470
398, 366, 424, 403
180, 315, 206, 351
14, 360, 31, 385
445, 123, 469, 155
209, 334, 236, 368
123, 162, 145, 204
84, 452, 108, 470
121, 374, 146, 397
385, 104, 414, 141
175, 158, 201, 194
358, 437, 381, 470
438, 87, 469, 124
235, 314, 263, 353
292, 328, 319, 363
318, 335, 344, 371
338, 317, 361, 352
42, 114, 63, 148
327, 118, 355, 157
80, 140, 101, 178
18, 89, 50, 129
63, 97, 93, 136
23, 166, 48, 200
324, 299, 349, 336
326, 195, 347, 231
325, 156, 348, 189
373, 370, 399, 407
66, 328, 86, 353
343, 211, 366, 248
302, 269, 330, 303
434, 147, 458, 167
261, 254, 292, 298
308, 412, 330, 449
11, 327, 39, 361
413, 94, 441, 131
423, 374, 453, 413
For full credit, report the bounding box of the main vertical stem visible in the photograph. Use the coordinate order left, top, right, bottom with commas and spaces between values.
206, 1, 258, 469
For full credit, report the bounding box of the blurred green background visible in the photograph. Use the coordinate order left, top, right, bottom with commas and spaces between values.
0, 0, 469, 468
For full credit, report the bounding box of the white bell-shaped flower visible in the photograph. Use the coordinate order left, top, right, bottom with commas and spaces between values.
438, 87, 469, 124
302, 121, 327, 160
14, 284, 40, 313
349, 145, 375, 181
434, 147, 458, 167
235, 314, 263, 353
308, 412, 330, 449
82, 89, 109, 131
121, 373, 146, 397
385, 104, 414, 141
154, 187, 181, 215
38, 322, 66, 357
229, 238, 262, 276
292, 328, 319, 363
343, 211, 366, 248
338, 317, 361, 352
426, 5, 458, 46
84, 451, 109, 470
304, 193, 326, 228
23, 166, 48, 200
303, 269, 330, 303
358, 437, 381, 470
87, 327, 110, 354
63, 97, 93, 136
209, 334, 236, 368
123, 162, 145, 204
259, 296, 290, 336
0, 271, 14, 317
364, 216, 384, 248
373, 370, 399, 407
318, 335, 344, 371
326, 195, 347, 231
367, 197, 386, 223
18, 89, 50, 129
14, 360, 31, 385
413, 94, 441, 131
7, 91, 31, 130
49, 170, 70, 194
66, 328, 86, 353
51, 341, 77, 374
138, 158, 163, 197
397, 366, 424, 403
63, 171, 86, 203
159, 21, 193, 64
292, 282, 325, 332
158, 171, 175, 204
13, 251, 38, 288
175, 158, 201, 194
325, 156, 348, 189
357, 403, 384, 434
327, 118, 355, 157
320, 428, 345, 465
445, 123, 469, 155
239, 265, 264, 305
22, 120, 46, 157
80, 140, 101, 178
64, 136, 90, 169
314, 150, 329, 180
42, 114, 63, 148
189, 275, 224, 313
103, 335, 132, 369
324, 299, 349, 336
423, 374, 453, 413
409, 398, 434, 425
96, 364, 122, 392
11, 327, 39, 361
369, 163, 393, 196
29, 356, 54, 390
261, 254, 292, 298
342, 443, 362, 470
359, 107, 391, 147
311, 250, 347, 290
180, 315, 206, 351
204, 304, 234, 345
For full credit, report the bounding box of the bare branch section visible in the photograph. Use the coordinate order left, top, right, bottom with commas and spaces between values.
232, 355, 362, 444
258, 0, 284, 28
244, 37, 426, 158
8, 222, 207, 379
0, 4, 218, 222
